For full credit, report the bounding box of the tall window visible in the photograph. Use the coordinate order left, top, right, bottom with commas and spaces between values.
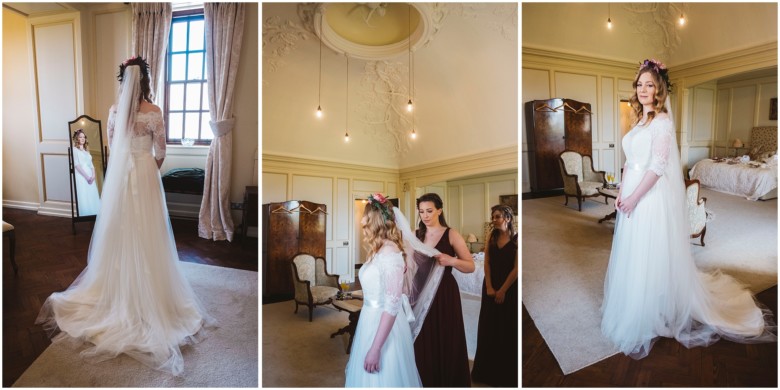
165, 10, 211, 145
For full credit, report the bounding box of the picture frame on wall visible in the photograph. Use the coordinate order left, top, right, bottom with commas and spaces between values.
770, 98, 777, 120
499, 194, 518, 215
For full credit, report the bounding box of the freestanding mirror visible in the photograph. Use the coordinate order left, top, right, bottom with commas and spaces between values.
68, 115, 106, 232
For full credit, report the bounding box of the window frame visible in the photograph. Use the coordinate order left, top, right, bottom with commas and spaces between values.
164, 9, 211, 146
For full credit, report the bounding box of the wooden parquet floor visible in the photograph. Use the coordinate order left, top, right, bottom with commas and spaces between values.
2, 207, 258, 387
523, 286, 778, 387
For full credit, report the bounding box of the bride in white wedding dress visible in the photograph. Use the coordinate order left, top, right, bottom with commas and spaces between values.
345, 193, 422, 387
601, 59, 776, 359
36, 57, 214, 375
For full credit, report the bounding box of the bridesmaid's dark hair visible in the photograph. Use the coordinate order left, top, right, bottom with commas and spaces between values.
415, 193, 449, 241
488, 204, 516, 245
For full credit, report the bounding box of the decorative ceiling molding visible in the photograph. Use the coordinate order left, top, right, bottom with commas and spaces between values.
355, 61, 413, 157
262, 15, 311, 73
623, 3, 688, 61
441, 3, 518, 42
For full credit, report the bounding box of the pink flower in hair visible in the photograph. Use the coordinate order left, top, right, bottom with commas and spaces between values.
372, 193, 387, 204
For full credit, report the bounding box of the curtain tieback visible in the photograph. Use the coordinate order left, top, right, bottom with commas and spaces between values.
210, 118, 235, 137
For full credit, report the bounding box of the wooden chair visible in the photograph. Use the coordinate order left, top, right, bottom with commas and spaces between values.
558, 150, 607, 211
290, 253, 340, 321
3, 221, 17, 275
685, 180, 708, 246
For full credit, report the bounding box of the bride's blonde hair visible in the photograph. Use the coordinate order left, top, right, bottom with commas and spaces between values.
362, 195, 406, 264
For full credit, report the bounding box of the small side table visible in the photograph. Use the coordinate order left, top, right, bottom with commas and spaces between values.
598, 187, 619, 223
331, 292, 363, 354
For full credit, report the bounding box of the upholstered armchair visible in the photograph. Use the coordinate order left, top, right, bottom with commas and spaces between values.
685, 179, 707, 246
291, 253, 340, 322
558, 150, 607, 211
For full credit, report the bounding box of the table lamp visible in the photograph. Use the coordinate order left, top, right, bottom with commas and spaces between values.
466, 233, 478, 252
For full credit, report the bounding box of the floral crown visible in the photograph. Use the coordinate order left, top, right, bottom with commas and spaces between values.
367, 193, 392, 223
638, 59, 672, 93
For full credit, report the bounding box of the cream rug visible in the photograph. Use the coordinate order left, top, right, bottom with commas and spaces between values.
522, 190, 777, 375
13, 262, 258, 387
262, 292, 481, 387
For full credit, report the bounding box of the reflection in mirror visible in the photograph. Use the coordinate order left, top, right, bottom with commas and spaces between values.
68, 115, 106, 220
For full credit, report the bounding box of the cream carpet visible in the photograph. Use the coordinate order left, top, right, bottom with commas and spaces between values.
13, 262, 258, 387
522, 189, 777, 375
262, 292, 481, 387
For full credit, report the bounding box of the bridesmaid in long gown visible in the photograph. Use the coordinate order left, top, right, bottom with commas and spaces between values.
471, 204, 518, 387
413, 193, 474, 387
601, 59, 776, 358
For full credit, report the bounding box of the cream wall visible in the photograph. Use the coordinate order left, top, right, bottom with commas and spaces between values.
2, 8, 40, 209
521, 50, 637, 192
2, 4, 258, 222
713, 75, 778, 158
263, 147, 517, 282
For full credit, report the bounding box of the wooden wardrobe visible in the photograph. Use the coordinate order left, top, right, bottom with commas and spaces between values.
262, 200, 327, 299
525, 98, 593, 192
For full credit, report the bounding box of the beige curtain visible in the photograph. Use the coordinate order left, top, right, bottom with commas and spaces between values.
131, 3, 172, 103
198, 3, 245, 241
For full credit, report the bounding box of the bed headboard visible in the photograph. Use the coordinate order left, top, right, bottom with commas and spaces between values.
750, 126, 778, 152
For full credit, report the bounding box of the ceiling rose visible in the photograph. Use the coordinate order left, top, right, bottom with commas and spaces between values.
313, 3, 433, 60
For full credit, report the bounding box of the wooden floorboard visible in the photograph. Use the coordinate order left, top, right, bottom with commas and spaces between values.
2, 207, 258, 387
522, 286, 778, 387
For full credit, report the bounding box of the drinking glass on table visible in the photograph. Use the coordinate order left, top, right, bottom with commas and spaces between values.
340, 280, 351, 299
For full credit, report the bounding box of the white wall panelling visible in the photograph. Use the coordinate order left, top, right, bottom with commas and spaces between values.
30, 12, 83, 216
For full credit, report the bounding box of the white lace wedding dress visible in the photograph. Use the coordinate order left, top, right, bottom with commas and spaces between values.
36, 108, 213, 375
601, 116, 776, 358
345, 250, 421, 387
73, 147, 101, 216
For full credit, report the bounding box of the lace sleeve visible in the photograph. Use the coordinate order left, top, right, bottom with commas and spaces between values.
379, 254, 405, 317
107, 106, 116, 147
648, 119, 674, 176
151, 111, 166, 160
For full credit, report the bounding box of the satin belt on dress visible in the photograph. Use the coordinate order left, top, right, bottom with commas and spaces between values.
363, 294, 416, 323
624, 162, 645, 171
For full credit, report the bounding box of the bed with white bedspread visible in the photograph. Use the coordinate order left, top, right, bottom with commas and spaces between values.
689, 126, 778, 201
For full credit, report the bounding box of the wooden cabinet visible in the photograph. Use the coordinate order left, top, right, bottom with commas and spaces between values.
262, 200, 327, 299
525, 98, 593, 192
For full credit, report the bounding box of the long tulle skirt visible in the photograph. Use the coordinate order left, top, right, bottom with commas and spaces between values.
36, 151, 213, 375
345, 306, 421, 387
601, 167, 776, 358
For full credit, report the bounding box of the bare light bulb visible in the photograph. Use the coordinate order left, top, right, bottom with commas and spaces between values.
407, 99, 413, 112
607, 18, 612, 29
316, 105, 323, 118
410, 129, 417, 139
344, 131, 350, 142
679, 14, 685, 26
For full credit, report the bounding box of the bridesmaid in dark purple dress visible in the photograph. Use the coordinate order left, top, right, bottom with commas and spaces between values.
413, 193, 475, 387
471, 205, 518, 387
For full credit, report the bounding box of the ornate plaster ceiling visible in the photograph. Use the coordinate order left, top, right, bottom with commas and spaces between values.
263, 3, 517, 158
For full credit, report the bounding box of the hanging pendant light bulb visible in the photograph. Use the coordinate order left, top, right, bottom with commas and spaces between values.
407, 4, 413, 113
607, 17, 612, 29
606, 4, 612, 30
316, 12, 324, 118
679, 13, 685, 26
344, 54, 349, 143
